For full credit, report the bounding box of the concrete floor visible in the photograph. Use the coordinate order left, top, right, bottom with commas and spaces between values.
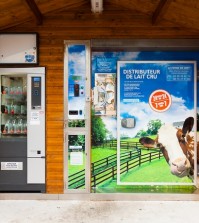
0, 199, 199, 223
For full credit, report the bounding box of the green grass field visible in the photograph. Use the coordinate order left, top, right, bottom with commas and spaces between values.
92, 147, 117, 162
120, 158, 192, 183
91, 143, 193, 192
96, 157, 195, 194
68, 137, 196, 193
68, 147, 117, 176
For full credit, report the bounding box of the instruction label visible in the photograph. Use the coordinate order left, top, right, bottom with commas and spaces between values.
1, 162, 23, 170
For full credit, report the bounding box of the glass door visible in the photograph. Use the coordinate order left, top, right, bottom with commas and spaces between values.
67, 133, 88, 190
1, 75, 27, 138
0, 74, 27, 189
64, 41, 91, 193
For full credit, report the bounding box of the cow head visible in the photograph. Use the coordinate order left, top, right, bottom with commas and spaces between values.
139, 117, 195, 178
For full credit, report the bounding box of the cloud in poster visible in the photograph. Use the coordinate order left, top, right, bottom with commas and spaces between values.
119, 95, 195, 137
101, 116, 117, 139
98, 94, 194, 139
68, 97, 85, 119
69, 97, 85, 108
114, 52, 140, 61
68, 52, 86, 76
92, 52, 140, 74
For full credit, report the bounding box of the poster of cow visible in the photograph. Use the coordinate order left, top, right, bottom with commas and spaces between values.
91, 51, 199, 192
117, 61, 197, 185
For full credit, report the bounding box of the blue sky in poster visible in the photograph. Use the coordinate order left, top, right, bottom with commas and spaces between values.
92, 51, 199, 108
68, 45, 86, 78
92, 51, 199, 83
92, 51, 199, 138
92, 51, 199, 75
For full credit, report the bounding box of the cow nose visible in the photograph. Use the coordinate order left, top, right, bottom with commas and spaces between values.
172, 158, 190, 171
171, 157, 191, 177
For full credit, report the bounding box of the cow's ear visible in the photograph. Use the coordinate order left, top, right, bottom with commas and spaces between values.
139, 137, 156, 148
182, 117, 194, 136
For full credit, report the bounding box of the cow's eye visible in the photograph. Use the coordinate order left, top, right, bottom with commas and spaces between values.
179, 136, 186, 143
157, 143, 162, 148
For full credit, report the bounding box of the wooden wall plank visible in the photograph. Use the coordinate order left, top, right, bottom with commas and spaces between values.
47, 146, 63, 154
47, 172, 63, 181
46, 182, 63, 194
46, 87, 63, 95
46, 121, 63, 129
9, 25, 199, 39
47, 155, 63, 163
46, 113, 63, 121
46, 104, 63, 113
47, 138, 63, 146
46, 96, 63, 104
47, 130, 63, 139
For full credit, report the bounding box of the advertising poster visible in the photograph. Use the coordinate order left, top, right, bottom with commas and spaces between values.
68, 44, 86, 120
91, 51, 199, 192
117, 61, 197, 185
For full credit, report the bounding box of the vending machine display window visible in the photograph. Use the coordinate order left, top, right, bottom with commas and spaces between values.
0, 75, 27, 138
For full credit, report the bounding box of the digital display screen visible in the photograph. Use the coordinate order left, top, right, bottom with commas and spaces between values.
33, 77, 41, 87
34, 77, 40, 82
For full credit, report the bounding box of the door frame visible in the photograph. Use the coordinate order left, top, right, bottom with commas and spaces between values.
64, 40, 91, 193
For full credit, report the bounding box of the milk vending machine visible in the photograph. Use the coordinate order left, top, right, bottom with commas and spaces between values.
0, 67, 45, 192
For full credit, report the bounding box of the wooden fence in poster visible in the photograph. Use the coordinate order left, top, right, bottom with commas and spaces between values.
91, 150, 163, 188
68, 145, 163, 189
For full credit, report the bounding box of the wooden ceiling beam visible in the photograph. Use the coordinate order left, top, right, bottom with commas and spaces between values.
152, 0, 172, 25
25, 0, 43, 25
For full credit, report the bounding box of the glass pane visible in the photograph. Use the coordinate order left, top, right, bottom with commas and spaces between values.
68, 135, 85, 189
67, 44, 86, 126
1, 75, 27, 138
93, 73, 116, 116
68, 120, 85, 127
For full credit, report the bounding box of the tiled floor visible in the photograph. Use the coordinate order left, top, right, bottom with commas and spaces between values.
0, 199, 199, 223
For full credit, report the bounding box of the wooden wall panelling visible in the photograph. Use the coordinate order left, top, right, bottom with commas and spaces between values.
163, 1, 199, 30
9, 25, 199, 39
47, 161, 64, 193
4, 2, 199, 194
35, 33, 65, 193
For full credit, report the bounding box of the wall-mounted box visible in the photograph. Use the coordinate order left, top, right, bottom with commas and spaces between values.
0, 33, 38, 65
